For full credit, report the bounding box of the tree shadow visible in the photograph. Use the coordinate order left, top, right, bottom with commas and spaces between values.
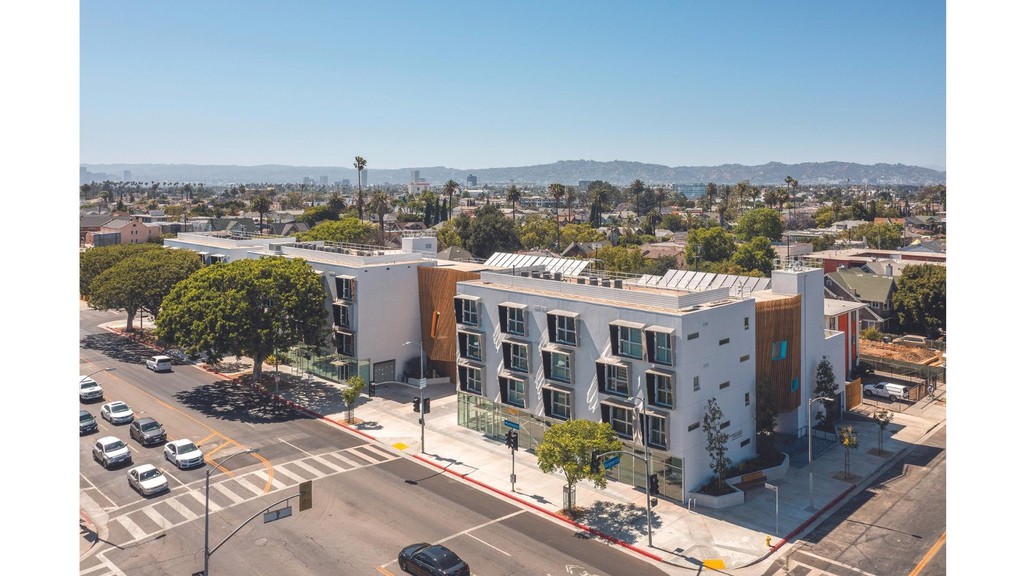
572, 500, 663, 544
80, 332, 157, 367
174, 379, 311, 424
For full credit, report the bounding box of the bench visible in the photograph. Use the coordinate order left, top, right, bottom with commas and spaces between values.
737, 471, 766, 491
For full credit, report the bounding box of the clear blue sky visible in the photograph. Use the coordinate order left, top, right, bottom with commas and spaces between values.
78, 1, 946, 170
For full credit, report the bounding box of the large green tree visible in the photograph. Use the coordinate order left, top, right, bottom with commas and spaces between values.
702, 398, 732, 493
519, 214, 557, 251
731, 236, 776, 276
891, 264, 946, 337
814, 358, 840, 429
733, 207, 785, 242
80, 243, 164, 300
536, 419, 622, 513
464, 204, 521, 258
594, 245, 646, 274
155, 257, 327, 380
297, 217, 375, 244
87, 248, 203, 332
685, 226, 735, 267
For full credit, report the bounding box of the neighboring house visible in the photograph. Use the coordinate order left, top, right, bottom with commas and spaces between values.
210, 217, 257, 234
560, 241, 609, 258
453, 262, 842, 501
95, 216, 163, 245
824, 268, 896, 331
824, 298, 869, 379
638, 242, 687, 267
268, 221, 310, 236
436, 246, 475, 262
805, 247, 946, 273
80, 213, 113, 245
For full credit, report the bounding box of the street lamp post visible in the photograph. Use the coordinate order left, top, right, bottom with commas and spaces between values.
807, 396, 834, 510
204, 448, 259, 576
633, 376, 654, 548
404, 341, 426, 453
80, 367, 116, 381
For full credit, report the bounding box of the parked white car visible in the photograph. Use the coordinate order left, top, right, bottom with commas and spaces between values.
100, 401, 135, 425
79, 376, 104, 402
863, 382, 910, 401
164, 439, 204, 469
127, 464, 169, 496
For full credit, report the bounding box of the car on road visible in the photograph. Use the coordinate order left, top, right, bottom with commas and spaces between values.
129, 417, 167, 446
127, 464, 169, 496
164, 439, 204, 469
146, 355, 173, 372
80, 409, 98, 435
397, 543, 470, 576
100, 401, 135, 425
92, 436, 132, 469
79, 376, 104, 402
863, 382, 910, 401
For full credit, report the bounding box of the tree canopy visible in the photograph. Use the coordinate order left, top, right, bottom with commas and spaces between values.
296, 217, 375, 244
536, 419, 622, 494
87, 248, 203, 331
463, 204, 521, 258
733, 207, 785, 242
155, 256, 327, 380
685, 226, 735, 265
730, 236, 776, 276
891, 264, 946, 338
80, 243, 164, 299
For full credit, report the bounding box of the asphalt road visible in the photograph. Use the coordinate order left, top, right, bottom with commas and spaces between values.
79, 307, 670, 576
759, 424, 946, 576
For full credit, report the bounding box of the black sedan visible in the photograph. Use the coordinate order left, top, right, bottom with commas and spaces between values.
398, 543, 470, 576
129, 417, 167, 446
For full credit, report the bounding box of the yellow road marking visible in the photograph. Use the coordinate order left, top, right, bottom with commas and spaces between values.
909, 530, 945, 576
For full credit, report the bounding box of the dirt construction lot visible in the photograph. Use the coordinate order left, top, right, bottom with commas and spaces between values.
860, 340, 942, 364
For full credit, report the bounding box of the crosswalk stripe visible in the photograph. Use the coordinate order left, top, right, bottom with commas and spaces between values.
166, 497, 198, 521
191, 488, 220, 511
310, 455, 346, 473
143, 507, 174, 530
213, 482, 246, 504
329, 452, 363, 469
253, 469, 290, 491
232, 474, 266, 496
273, 464, 306, 483
291, 459, 326, 477
115, 514, 148, 541
355, 443, 395, 461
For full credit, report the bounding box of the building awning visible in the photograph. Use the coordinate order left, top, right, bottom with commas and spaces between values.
498, 301, 527, 310
541, 382, 574, 394
455, 294, 480, 302
197, 251, 210, 256
211, 253, 226, 258
609, 319, 646, 330
599, 397, 635, 410
645, 325, 674, 334
595, 356, 628, 368
498, 370, 526, 381
540, 343, 573, 354
548, 309, 579, 319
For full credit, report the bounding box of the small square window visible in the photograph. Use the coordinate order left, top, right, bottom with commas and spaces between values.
772, 341, 788, 360
719, 381, 730, 389
745, 392, 750, 406
720, 420, 730, 430
688, 422, 700, 432
744, 316, 749, 330
719, 337, 730, 346
693, 376, 700, 391
687, 332, 699, 340
740, 354, 750, 362
740, 438, 751, 447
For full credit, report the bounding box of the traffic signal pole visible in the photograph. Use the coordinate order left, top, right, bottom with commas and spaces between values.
505, 430, 519, 491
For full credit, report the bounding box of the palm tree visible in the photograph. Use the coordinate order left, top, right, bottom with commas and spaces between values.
442, 179, 460, 220
506, 184, 522, 223
628, 179, 645, 219
354, 156, 367, 220
367, 191, 391, 246
250, 194, 272, 233
549, 183, 566, 252
784, 176, 799, 228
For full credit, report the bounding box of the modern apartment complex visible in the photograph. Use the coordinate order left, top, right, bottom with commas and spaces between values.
452, 259, 844, 501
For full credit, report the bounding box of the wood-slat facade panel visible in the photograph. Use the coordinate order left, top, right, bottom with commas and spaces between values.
755, 295, 803, 412
418, 267, 481, 382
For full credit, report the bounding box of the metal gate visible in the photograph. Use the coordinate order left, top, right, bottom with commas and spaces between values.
373, 360, 395, 383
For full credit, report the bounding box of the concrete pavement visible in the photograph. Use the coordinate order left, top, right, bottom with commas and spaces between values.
80, 314, 946, 573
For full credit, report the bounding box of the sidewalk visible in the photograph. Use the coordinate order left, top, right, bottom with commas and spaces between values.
82, 312, 946, 572
251, 365, 946, 574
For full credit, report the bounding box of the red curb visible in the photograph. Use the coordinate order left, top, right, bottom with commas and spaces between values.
767, 483, 857, 555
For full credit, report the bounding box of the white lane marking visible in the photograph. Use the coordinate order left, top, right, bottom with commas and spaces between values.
797, 550, 878, 576
278, 438, 314, 457
466, 532, 511, 556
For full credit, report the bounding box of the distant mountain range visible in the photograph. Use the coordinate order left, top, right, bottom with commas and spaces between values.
82, 160, 945, 187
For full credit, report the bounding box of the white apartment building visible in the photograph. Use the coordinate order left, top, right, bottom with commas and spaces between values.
452, 259, 842, 502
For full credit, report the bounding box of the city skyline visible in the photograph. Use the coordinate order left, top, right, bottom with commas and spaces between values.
79, 1, 946, 170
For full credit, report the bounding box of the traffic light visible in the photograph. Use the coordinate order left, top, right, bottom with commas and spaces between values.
648, 473, 660, 496
422, 397, 431, 414
590, 451, 600, 474
504, 430, 518, 451
412, 397, 420, 413
368, 382, 376, 397
299, 480, 312, 511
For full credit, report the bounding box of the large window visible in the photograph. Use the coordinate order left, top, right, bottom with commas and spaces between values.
610, 321, 644, 359
547, 311, 579, 346
335, 276, 355, 301
645, 328, 674, 366
542, 386, 572, 421
542, 348, 572, 384
332, 303, 352, 329
458, 364, 482, 395
457, 331, 483, 362
597, 361, 630, 397
643, 414, 668, 449
772, 340, 788, 360
502, 340, 530, 374
601, 402, 634, 439
646, 371, 674, 409
499, 375, 526, 408
454, 296, 479, 326
335, 331, 354, 357
499, 303, 527, 336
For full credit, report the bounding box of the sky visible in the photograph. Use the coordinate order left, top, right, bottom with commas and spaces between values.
6, 3, 1024, 573
77, 1, 947, 170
